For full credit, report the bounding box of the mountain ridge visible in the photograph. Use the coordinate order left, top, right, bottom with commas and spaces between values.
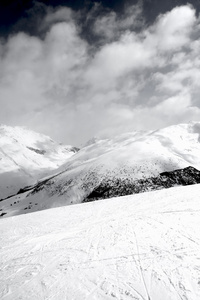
0, 125, 78, 198
83, 166, 200, 201
1, 121, 200, 217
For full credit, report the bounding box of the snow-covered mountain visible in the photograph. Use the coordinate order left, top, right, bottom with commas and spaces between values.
1, 184, 200, 299
1, 121, 200, 217
0, 125, 78, 199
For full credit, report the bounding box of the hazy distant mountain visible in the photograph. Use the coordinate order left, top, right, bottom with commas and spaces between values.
0, 125, 78, 199
1, 121, 200, 217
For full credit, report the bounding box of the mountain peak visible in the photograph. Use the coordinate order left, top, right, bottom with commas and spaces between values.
0, 125, 77, 198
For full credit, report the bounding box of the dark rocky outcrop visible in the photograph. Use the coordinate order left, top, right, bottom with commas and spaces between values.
27, 146, 46, 155
83, 166, 200, 202
70, 147, 80, 153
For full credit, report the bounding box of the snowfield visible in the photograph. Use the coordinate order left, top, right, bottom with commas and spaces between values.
1, 184, 200, 300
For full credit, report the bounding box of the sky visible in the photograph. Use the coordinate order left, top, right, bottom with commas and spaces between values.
1, 0, 200, 146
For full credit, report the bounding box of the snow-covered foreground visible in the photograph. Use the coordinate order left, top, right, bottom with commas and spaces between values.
1, 184, 200, 300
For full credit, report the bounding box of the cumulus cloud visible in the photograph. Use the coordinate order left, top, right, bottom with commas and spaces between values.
0, 3, 200, 145
146, 5, 196, 52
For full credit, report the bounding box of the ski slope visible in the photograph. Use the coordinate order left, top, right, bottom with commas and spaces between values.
1, 184, 200, 300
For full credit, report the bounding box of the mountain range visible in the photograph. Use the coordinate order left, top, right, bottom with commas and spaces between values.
1, 121, 200, 217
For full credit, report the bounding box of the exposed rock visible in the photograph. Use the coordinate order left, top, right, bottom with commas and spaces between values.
27, 146, 46, 155
84, 166, 200, 202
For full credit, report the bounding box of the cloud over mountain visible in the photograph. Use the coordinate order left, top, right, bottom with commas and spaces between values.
0, 3, 200, 145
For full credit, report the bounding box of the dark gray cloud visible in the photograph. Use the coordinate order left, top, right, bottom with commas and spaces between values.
0, 3, 200, 145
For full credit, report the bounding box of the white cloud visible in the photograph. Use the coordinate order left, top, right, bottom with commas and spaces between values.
0, 4, 200, 145
85, 32, 154, 84
146, 5, 196, 52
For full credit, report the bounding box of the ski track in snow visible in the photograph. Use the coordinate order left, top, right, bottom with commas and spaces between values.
1, 184, 200, 299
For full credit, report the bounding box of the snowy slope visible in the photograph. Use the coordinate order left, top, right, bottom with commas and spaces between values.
0, 125, 77, 199
1, 184, 200, 300
2, 121, 200, 217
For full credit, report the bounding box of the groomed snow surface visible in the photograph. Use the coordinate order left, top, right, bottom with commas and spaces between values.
1, 184, 200, 300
